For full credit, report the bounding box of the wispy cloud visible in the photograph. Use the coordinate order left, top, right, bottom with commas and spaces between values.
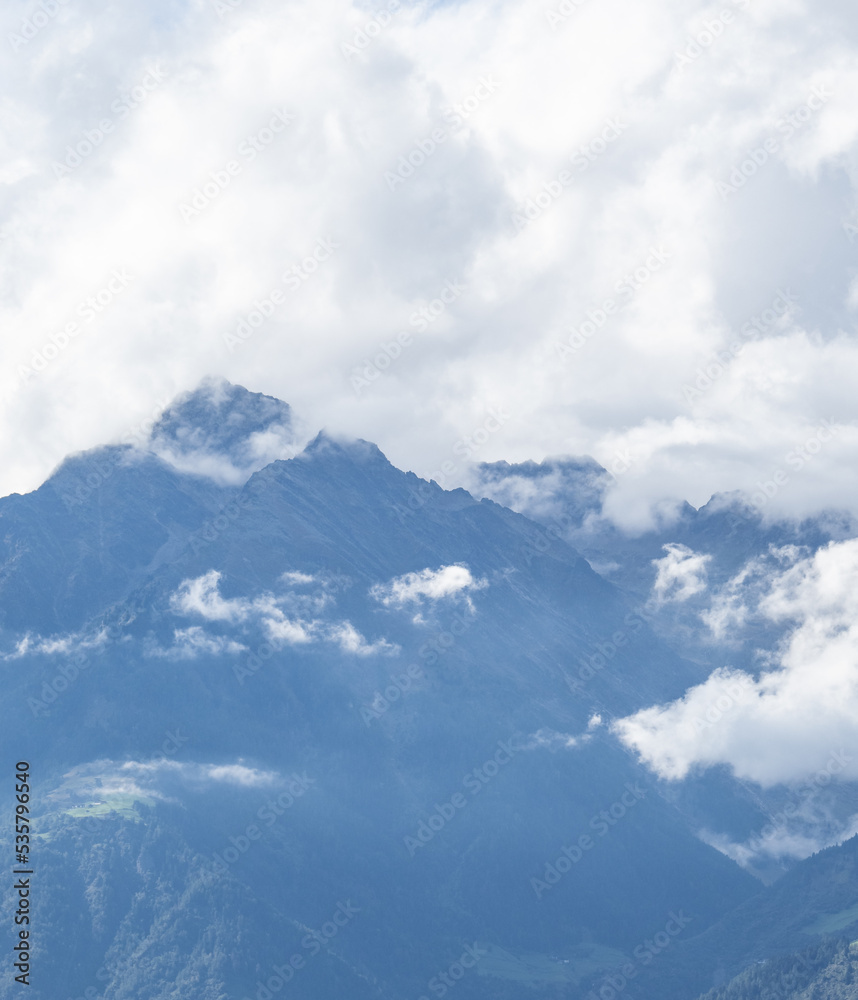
3, 628, 109, 660
327, 621, 398, 657
522, 728, 590, 752
146, 626, 247, 660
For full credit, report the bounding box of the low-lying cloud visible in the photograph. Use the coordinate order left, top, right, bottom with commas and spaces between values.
170, 568, 398, 656
371, 564, 488, 612
614, 539, 858, 787
650, 543, 712, 605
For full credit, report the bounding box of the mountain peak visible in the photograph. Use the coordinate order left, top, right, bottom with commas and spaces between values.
149, 377, 303, 484
467, 453, 610, 529
302, 430, 391, 466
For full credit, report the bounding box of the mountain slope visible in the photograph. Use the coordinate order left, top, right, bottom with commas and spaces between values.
0, 382, 768, 1000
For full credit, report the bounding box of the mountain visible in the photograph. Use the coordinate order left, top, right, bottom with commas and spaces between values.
698, 937, 858, 1000
615, 833, 858, 999
469, 456, 858, 882
0, 379, 849, 1000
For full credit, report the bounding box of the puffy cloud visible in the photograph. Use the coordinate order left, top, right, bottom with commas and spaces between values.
371, 564, 488, 610
613, 539, 858, 787
170, 569, 253, 622
171, 569, 396, 655
2, 0, 858, 529
263, 616, 317, 646
651, 543, 712, 604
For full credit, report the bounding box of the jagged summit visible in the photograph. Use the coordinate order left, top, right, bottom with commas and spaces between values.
301, 429, 392, 466
469, 453, 611, 529
148, 377, 303, 484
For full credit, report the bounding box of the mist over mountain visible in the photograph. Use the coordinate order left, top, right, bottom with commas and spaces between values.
2, 380, 857, 1000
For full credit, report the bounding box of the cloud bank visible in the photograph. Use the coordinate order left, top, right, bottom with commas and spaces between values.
614, 539, 858, 787
2, 0, 858, 526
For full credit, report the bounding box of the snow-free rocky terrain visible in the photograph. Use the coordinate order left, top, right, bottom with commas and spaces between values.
1, 379, 856, 1000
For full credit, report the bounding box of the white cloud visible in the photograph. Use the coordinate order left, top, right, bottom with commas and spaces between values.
280, 570, 316, 586
372, 564, 488, 611
263, 615, 317, 646
327, 621, 399, 657
152, 424, 301, 486
148, 626, 247, 659
170, 569, 252, 622
614, 539, 858, 787
651, 543, 711, 604
201, 763, 278, 787
2, 1, 858, 527
3, 628, 109, 660
523, 728, 589, 751
170, 569, 396, 655
73, 757, 280, 789
701, 544, 806, 640
699, 813, 858, 872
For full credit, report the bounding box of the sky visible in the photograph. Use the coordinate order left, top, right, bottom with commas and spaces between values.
3, 0, 858, 528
